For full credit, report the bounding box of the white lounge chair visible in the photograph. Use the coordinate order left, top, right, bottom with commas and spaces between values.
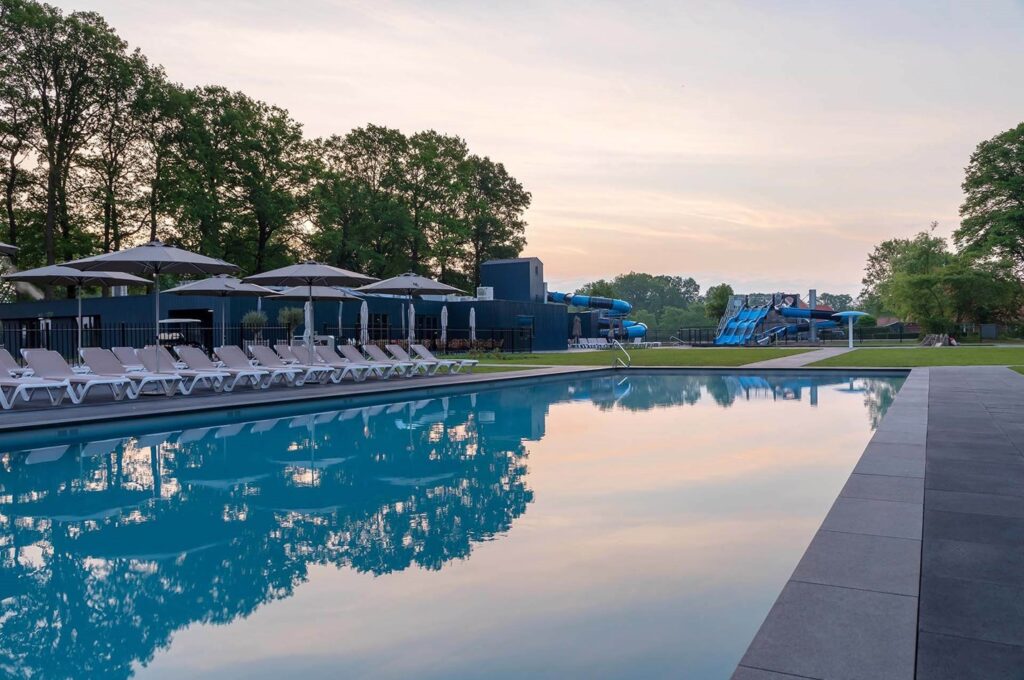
111, 347, 147, 371
175, 346, 266, 391
216, 345, 300, 386
0, 348, 31, 377
385, 344, 439, 375
0, 376, 75, 409
411, 344, 477, 373
22, 349, 133, 402
362, 345, 416, 377
80, 348, 181, 398
138, 346, 229, 394
249, 345, 330, 385
289, 344, 369, 383
334, 345, 400, 379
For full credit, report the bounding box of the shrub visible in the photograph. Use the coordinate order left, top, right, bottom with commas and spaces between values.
277, 307, 305, 337
241, 310, 267, 329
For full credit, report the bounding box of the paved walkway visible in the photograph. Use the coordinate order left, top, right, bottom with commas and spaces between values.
743, 347, 852, 368
917, 366, 1024, 678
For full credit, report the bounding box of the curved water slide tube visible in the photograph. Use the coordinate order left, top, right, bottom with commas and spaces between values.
548, 292, 648, 338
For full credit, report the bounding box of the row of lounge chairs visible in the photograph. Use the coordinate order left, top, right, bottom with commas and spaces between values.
570, 337, 662, 349
0, 343, 478, 409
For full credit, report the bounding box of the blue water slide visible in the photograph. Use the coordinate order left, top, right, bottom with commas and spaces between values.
548, 292, 647, 338
714, 305, 771, 345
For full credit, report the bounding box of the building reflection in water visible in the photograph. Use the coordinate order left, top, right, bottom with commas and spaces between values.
0, 373, 901, 679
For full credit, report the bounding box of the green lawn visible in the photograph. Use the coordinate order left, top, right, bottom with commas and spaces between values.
812, 347, 1024, 367
453, 347, 811, 367
1010, 366, 1024, 376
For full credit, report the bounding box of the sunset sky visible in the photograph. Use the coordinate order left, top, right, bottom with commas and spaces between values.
54, 0, 1024, 295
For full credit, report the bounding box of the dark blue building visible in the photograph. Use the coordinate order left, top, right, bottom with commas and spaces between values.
0, 258, 572, 358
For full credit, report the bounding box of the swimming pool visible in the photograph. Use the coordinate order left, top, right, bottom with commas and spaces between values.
0, 371, 904, 679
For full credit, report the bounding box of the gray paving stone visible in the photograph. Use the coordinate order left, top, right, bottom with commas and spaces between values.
926, 459, 1024, 498
919, 575, 1024, 647
731, 666, 816, 680
871, 429, 927, 445
841, 473, 924, 504
926, 441, 1022, 464
739, 581, 916, 680
821, 497, 922, 540
926, 489, 1024, 519
853, 454, 925, 478
861, 441, 926, 460
924, 509, 1024, 547
924, 537, 1024, 588
916, 631, 1024, 680
791, 530, 920, 596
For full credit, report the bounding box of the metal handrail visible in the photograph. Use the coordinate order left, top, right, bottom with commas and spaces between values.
612, 339, 631, 368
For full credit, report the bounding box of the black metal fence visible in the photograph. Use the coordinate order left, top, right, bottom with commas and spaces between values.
0, 323, 533, 362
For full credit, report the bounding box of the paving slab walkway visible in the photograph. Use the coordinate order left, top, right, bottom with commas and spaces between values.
917, 366, 1024, 679
743, 347, 852, 369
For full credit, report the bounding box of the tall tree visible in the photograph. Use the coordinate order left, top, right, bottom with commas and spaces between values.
956, 122, 1024, 273
463, 155, 530, 287
6, 0, 126, 264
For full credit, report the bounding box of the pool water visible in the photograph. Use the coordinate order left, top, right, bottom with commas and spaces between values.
0, 372, 903, 679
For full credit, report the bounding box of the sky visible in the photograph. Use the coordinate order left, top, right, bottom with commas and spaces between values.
53, 0, 1024, 296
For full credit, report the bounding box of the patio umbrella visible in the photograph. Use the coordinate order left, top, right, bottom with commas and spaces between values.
469, 307, 476, 343
245, 262, 375, 346
2, 265, 151, 351
63, 240, 238, 370
359, 300, 369, 345
164, 275, 276, 347
440, 305, 448, 345
833, 311, 870, 349
572, 315, 582, 340
355, 272, 464, 347
0, 242, 17, 257
271, 286, 363, 345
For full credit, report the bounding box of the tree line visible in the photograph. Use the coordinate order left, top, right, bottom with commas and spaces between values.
859, 122, 1024, 333
0, 0, 530, 294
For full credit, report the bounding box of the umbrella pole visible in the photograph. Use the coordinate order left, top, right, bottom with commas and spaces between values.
76, 285, 83, 358
307, 284, 313, 347
222, 297, 227, 348
154, 272, 161, 373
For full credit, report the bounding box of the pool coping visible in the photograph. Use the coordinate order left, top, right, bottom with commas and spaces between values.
732, 367, 928, 680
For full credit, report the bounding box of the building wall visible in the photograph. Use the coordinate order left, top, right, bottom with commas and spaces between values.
0, 292, 568, 353
480, 258, 545, 303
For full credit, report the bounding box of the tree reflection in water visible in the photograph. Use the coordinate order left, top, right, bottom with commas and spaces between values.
0, 372, 902, 679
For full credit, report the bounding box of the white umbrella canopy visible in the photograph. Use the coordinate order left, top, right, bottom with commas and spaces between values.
359, 300, 369, 345
354, 272, 465, 297
2, 265, 151, 351
440, 305, 448, 345
243, 262, 376, 288
0, 242, 18, 257
407, 303, 415, 344
469, 307, 476, 343
164, 275, 277, 347
63, 240, 239, 369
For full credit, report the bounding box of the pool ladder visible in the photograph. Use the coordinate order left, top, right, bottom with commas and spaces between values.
612, 339, 631, 368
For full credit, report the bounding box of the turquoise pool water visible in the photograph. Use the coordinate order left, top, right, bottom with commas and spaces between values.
0, 371, 903, 679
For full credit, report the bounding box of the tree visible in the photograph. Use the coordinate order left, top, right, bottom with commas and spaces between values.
277, 306, 304, 337
704, 283, 734, 320
956, 122, 1024, 272
6, 0, 128, 265
574, 279, 616, 298
860, 225, 950, 315
462, 155, 529, 287
818, 292, 853, 311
